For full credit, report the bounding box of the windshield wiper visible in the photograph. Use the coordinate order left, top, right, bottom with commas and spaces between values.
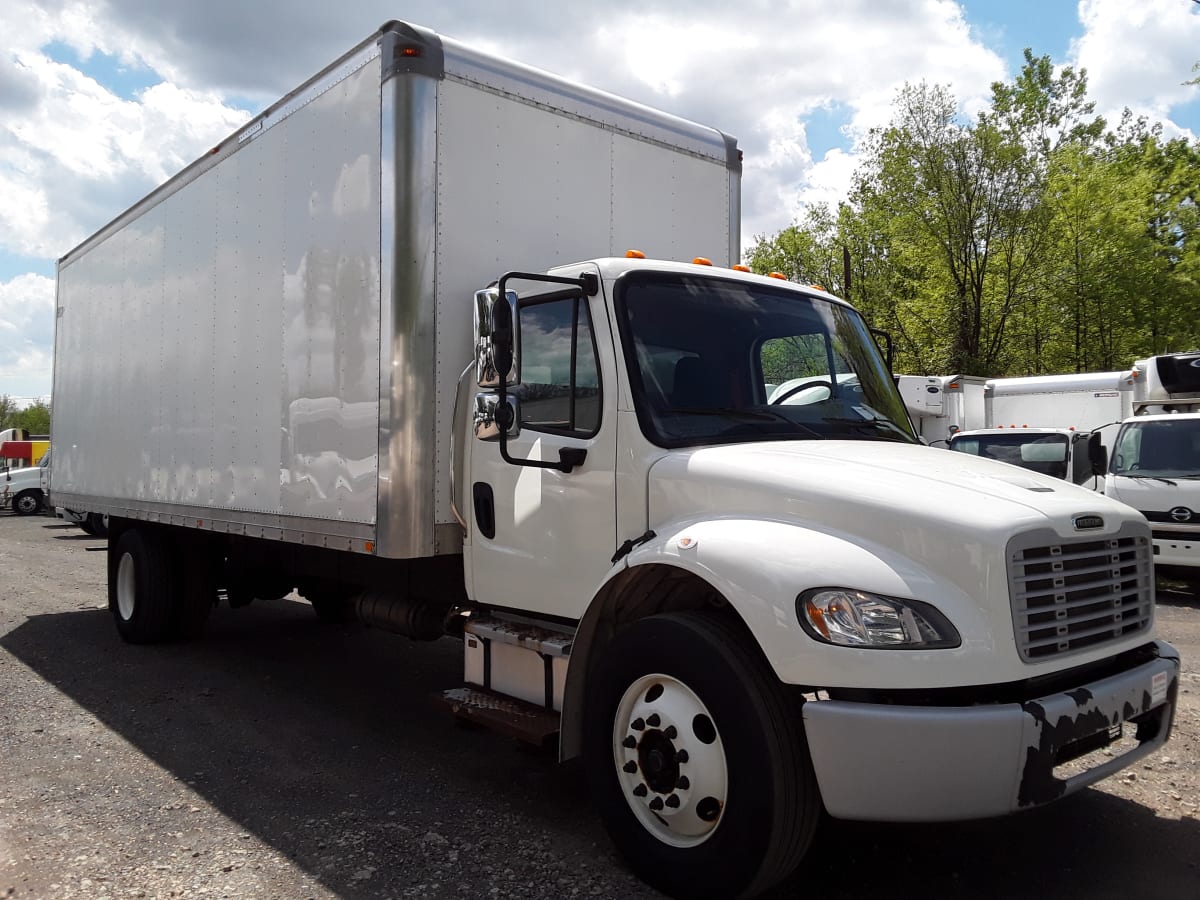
819, 415, 916, 443
1116, 473, 1178, 486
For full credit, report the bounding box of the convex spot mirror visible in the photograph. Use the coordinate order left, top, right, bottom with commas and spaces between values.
473, 288, 521, 388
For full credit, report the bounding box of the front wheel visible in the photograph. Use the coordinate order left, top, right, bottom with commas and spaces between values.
13, 490, 43, 516
584, 612, 820, 899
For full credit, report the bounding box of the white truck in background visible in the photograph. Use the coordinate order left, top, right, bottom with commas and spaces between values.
895, 374, 986, 444
947, 371, 1135, 487
51, 22, 1180, 900
1097, 352, 1200, 586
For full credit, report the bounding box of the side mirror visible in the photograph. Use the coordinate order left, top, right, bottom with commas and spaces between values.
473, 289, 520, 388
1087, 432, 1108, 475
473, 393, 520, 441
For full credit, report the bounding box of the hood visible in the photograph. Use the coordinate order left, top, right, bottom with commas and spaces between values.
648, 440, 1141, 574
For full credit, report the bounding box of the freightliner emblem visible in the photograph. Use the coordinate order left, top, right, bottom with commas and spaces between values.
1073, 515, 1104, 530
1169, 507, 1194, 523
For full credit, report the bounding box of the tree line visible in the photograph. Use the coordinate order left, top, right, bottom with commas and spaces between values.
747, 50, 1200, 378
0, 396, 51, 435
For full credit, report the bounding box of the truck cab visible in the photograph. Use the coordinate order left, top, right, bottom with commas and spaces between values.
1100, 411, 1200, 585
946, 426, 1102, 486
0, 447, 50, 515
460, 257, 1178, 897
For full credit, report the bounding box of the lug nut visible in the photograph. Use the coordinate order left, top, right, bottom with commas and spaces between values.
663, 725, 677, 740
649, 796, 664, 811
631, 717, 646, 731
676, 776, 690, 790
633, 784, 648, 798
646, 713, 661, 727
622, 736, 637, 749
665, 794, 681, 809
623, 761, 638, 774
676, 750, 689, 764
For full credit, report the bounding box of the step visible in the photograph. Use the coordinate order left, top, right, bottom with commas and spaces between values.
438, 687, 560, 746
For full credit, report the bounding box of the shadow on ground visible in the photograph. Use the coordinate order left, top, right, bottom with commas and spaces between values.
3, 603, 1197, 899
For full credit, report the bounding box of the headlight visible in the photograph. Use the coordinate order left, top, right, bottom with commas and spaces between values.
797, 588, 960, 649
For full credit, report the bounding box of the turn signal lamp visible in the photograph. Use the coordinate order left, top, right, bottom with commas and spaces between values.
399, 46, 423, 58
625, 249, 646, 259
693, 257, 713, 266
731, 264, 751, 272
768, 272, 787, 280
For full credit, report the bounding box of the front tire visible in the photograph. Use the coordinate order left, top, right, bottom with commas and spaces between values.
584, 612, 819, 900
13, 490, 43, 516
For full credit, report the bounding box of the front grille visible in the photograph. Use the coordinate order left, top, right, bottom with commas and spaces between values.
1151, 529, 1199, 543
1008, 525, 1153, 662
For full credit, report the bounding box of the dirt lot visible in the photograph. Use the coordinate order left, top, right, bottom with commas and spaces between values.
0, 512, 1197, 899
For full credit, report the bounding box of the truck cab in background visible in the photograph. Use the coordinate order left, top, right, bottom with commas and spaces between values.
0, 446, 51, 516
947, 426, 1103, 486
945, 370, 1133, 489
1098, 352, 1200, 585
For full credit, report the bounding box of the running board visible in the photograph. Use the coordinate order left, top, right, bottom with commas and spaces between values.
439, 687, 560, 746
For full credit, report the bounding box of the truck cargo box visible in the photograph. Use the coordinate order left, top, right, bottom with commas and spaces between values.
52, 21, 740, 560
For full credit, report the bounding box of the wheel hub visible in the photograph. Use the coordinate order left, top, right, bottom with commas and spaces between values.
613, 673, 728, 848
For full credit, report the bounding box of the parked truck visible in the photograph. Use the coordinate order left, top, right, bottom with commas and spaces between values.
895, 374, 986, 444
51, 22, 1180, 900
1096, 352, 1200, 585
947, 371, 1135, 487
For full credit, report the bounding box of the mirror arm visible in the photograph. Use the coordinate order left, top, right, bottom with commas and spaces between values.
493, 270, 596, 474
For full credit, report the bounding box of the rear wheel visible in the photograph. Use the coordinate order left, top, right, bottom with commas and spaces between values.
13, 490, 42, 516
109, 529, 174, 643
584, 612, 820, 899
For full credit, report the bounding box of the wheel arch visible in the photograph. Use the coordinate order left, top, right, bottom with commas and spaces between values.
559, 560, 762, 762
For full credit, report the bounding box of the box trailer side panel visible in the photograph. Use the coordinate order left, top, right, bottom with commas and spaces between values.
53, 47, 383, 545
417, 45, 737, 550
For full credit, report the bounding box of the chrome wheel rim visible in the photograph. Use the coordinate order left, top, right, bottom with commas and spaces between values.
116, 552, 136, 621
612, 673, 728, 848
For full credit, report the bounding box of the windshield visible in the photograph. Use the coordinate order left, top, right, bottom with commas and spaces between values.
615, 272, 917, 448
1111, 418, 1200, 477
948, 433, 1070, 479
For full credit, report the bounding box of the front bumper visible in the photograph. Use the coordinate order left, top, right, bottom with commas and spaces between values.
1152, 530, 1200, 570
803, 640, 1180, 822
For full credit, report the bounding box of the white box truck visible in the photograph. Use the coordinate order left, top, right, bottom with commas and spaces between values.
895, 374, 986, 444
52, 22, 1180, 900
1097, 353, 1200, 585
946, 371, 1135, 487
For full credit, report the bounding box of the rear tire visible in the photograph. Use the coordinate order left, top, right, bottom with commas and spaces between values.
108, 529, 174, 643
583, 612, 820, 900
13, 490, 42, 516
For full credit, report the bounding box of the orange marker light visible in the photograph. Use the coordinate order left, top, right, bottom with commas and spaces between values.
731, 264, 751, 272
768, 272, 788, 280
625, 249, 646, 259
399, 46, 422, 58
693, 257, 713, 266
809, 284, 827, 292
365, 541, 375, 554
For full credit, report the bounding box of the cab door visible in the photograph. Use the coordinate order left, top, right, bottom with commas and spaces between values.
466, 267, 618, 621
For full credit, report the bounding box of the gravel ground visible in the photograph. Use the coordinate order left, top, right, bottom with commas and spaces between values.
0, 513, 1196, 900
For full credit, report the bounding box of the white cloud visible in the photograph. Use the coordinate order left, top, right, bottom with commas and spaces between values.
0, 273, 55, 398
1071, 0, 1200, 138
7, 0, 1137, 398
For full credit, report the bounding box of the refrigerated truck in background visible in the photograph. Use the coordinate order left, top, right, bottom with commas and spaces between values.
51, 22, 1179, 900
895, 374, 986, 444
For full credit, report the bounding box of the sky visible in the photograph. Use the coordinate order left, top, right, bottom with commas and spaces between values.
1, 0, 1198, 402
